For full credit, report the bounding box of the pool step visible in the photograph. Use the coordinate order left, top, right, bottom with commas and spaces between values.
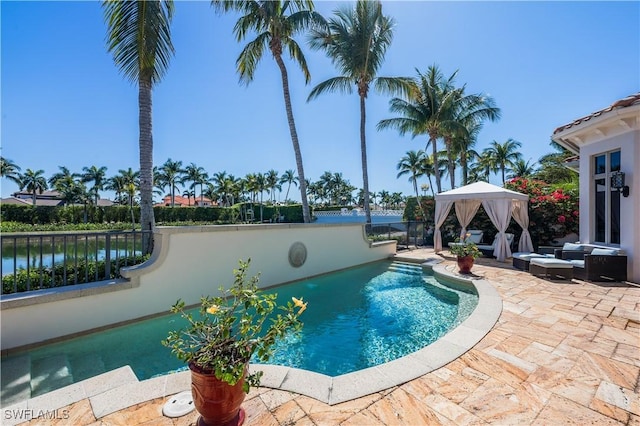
388, 262, 423, 276
69, 352, 107, 382
30, 355, 74, 397
0, 354, 32, 406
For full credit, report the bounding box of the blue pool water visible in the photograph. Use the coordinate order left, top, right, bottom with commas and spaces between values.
1, 260, 477, 403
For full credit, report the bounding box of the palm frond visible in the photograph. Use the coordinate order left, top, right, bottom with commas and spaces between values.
285, 39, 311, 83
307, 77, 352, 101
236, 33, 269, 84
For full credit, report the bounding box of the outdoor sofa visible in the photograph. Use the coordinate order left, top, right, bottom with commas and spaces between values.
557, 247, 628, 282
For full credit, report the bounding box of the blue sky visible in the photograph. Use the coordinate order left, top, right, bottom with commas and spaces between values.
2, 1, 639, 201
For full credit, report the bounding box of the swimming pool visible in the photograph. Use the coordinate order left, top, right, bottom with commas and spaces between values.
0, 260, 478, 405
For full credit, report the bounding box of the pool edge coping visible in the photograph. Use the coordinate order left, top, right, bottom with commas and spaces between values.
0, 259, 503, 422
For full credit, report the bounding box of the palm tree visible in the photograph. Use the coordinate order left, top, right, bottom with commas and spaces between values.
377, 65, 458, 194
469, 149, 497, 183
422, 154, 437, 197
0, 157, 22, 186
106, 175, 127, 204
153, 166, 167, 203
81, 165, 108, 204
441, 87, 500, 188
264, 169, 280, 203
378, 189, 390, 210
19, 169, 48, 205
48, 166, 77, 189
49, 167, 83, 206
255, 173, 267, 221
452, 121, 482, 186
308, 0, 410, 224
534, 140, 578, 184
507, 159, 537, 180
212, 1, 323, 224
212, 171, 229, 206
182, 189, 195, 206
397, 150, 426, 219
280, 169, 298, 202
484, 139, 523, 184
156, 158, 183, 206
103, 0, 175, 253
183, 162, 209, 205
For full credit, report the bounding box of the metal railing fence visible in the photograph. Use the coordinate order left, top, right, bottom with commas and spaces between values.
1, 230, 151, 295
365, 221, 432, 249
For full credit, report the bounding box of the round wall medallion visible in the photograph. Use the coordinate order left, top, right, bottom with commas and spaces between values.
288, 242, 307, 267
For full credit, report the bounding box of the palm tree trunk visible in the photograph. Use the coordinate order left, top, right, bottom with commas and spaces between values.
359, 94, 372, 225
412, 176, 426, 221
274, 54, 311, 223
445, 138, 456, 189
138, 77, 155, 254
428, 135, 442, 193
461, 152, 468, 185
285, 183, 291, 201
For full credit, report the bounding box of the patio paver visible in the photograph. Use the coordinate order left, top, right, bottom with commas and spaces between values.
10, 249, 639, 425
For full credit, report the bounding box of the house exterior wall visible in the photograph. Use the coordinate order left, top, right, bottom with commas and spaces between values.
577, 130, 639, 282
0, 224, 396, 350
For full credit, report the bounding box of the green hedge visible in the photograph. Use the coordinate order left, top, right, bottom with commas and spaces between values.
1, 204, 306, 226
2, 254, 149, 294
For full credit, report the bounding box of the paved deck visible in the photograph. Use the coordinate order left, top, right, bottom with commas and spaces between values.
11, 249, 640, 425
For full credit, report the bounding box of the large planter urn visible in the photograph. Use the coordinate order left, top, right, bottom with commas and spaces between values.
189, 363, 246, 426
456, 255, 475, 274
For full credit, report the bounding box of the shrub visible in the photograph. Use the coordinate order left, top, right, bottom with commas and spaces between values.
505, 177, 579, 247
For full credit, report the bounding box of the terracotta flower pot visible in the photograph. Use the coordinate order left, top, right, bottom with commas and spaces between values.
456, 255, 475, 274
189, 363, 246, 426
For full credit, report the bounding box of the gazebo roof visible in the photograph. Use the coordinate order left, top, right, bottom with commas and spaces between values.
435, 181, 528, 201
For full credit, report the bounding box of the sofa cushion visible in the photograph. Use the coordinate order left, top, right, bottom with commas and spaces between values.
569, 260, 585, 268
466, 230, 483, 244
590, 248, 619, 256
562, 242, 583, 251
512, 252, 546, 260
530, 258, 573, 268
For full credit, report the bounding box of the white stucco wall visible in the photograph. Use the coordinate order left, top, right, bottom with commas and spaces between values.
0, 224, 396, 350
575, 130, 639, 283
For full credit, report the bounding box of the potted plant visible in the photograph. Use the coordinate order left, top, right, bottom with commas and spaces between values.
449, 233, 482, 274
162, 259, 307, 426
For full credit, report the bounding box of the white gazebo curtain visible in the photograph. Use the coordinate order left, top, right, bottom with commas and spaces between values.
434, 182, 533, 262
512, 200, 534, 252
454, 199, 482, 239
434, 200, 454, 253
482, 199, 514, 261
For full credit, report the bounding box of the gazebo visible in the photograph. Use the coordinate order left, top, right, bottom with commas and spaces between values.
434, 181, 534, 261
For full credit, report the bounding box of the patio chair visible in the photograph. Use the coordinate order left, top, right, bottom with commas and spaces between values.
448, 230, 484, 249
563, 248, 628, 282
476, 233, 514, 257
529, 257, 574, 280
553, 242, 587, 260
512, 252, 550, 271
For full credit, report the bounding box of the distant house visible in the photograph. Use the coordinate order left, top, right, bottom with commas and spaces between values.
552, 93, 639, 283
1, 190, 114, 207
156, 195, 215, 207
7, 190, 65, 206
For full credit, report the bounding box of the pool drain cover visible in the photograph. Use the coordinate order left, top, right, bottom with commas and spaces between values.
162, 390, 194, 417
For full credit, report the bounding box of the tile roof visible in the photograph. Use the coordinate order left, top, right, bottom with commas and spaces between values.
553, 93, 640, 134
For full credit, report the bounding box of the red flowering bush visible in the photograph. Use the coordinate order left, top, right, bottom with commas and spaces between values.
505, 177, 579, 246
